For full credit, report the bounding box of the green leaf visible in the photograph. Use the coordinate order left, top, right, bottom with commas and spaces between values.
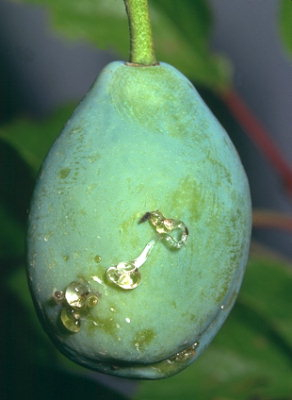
0, 105, 74, 174
13, 0, 231, 89
0, 138, 34, 260
240, 250, 292, 351
135, 250, 292, 400
151, 0, 231, 89
4, 267, 130, 400
5, 266, 84, 372
279, 0, 292, 55
0, 202, 24, 258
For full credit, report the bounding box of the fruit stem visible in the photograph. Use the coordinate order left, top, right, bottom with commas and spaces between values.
123, 0, 157, 65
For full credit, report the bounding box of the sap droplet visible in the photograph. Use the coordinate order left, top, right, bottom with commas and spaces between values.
65, 281, 89, 308
91, 275, 104, 285
105, 240, 155, 290
43, 231, 53, 242
133, 239, 155, 268
106, 262, 141, 290
53, 290, 64, 303
60, 308, 81, 333
141, 210, 188, 249
86, 294, 99, 308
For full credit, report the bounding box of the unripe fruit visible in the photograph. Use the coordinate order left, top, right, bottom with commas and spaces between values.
27, 61, 251, 379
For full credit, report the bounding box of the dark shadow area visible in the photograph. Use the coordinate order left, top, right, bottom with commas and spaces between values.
0, 287, 130, 400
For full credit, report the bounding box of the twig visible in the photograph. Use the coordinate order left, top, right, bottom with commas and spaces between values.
253, 209, 292, 231
221, 89, 292, 198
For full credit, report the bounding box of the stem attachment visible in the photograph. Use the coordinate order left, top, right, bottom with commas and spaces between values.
123, 0, 157, 65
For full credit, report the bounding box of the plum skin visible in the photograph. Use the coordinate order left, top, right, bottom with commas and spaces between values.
27, 61, 252, 379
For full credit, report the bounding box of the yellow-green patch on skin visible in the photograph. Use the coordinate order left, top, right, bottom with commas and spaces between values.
133, 329, 156, 352
168, 176, 203, 223
86, 315, 118, 338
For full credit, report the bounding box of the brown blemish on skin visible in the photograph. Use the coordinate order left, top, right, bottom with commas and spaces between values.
190, 314, 196, 322
171, 301, 177, 309
147, 341, 199, 377
69, 127, 83, 135
94, 255, 102, 264
59, 168, 71, 179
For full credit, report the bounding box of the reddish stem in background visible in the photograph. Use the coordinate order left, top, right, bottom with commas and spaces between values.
221, 89, 292, 197
253, 210, 292, 232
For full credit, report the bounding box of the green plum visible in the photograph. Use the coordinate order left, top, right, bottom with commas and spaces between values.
27, 61, 251, 379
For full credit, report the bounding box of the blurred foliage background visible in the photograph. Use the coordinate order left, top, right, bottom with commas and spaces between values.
0, 0, 292, 399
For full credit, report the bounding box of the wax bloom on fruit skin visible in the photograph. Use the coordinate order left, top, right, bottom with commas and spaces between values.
26, 0, 252, 377
27, 58, 251, 379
